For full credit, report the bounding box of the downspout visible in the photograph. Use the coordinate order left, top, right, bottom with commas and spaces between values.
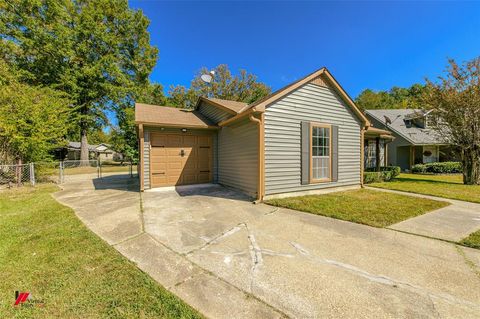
249, 112, 264, 202
139, 124, 144, 192
360, 126, 365, 187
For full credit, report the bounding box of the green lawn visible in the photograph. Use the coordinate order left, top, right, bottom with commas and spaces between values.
461, 230, 480, 249
369, 173, 480, 203
0, 184, 202, 318
265, 189, 448, 228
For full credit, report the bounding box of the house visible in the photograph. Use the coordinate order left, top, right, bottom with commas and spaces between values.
365, 109, 457, 171
64, 142, 122, 162
135, 67, 392, 201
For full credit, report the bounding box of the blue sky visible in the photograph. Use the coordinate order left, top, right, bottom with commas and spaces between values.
129, 1, 480, 99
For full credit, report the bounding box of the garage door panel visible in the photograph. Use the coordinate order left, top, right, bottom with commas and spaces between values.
197, 136, 211, 147
198, 173, 210, 183
166, 135, 181, 146
182, 173, 198, 184
150, 133, 212, 187
151, 134, 166, 147
183, 135, 196, 145
152, 174, 167, 186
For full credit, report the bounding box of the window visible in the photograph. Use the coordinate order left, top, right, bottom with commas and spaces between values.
311, 124, 331, 182
365, 140, 376, 169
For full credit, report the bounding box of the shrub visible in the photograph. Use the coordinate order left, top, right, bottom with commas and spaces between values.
412, 162, 462, 174
412, 164, 427, 173
364, 172, 383, 184
364, 166, 401, 184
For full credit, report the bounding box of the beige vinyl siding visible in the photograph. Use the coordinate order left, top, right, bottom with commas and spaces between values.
264, 83, 361, 195
218, 118, 258, 196
198, 102, 233, 124
142, 126, 218, 189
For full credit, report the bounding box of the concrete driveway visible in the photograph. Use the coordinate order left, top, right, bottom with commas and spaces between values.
54, 175, 480, 318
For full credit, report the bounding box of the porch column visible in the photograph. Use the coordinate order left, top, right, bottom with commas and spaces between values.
375, 137, 381, 171
410, 145, 415, 169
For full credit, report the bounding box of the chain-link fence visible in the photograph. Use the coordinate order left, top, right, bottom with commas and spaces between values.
0, 160, 135, 188
0, 163, 35, 188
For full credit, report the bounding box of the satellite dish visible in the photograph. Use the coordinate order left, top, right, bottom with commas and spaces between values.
201, 74, 212, 83
384, 115, 392, 125
200, 70, 215, 84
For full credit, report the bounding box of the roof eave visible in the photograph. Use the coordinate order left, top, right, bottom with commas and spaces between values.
218, 108, 260, 127
240, 67, 370, 127
135, 121, 219, 130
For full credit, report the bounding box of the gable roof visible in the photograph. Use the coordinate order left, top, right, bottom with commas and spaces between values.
67, 142, 113, 152
365, 109, 446, 145
135, 103, 216, 128
197, 97, 248, 114
244, 67, 370, 126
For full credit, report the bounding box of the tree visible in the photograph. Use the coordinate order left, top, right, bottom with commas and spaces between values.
111, 82, 167, 162
0, 59, 72, 163
168, 64, 271, 108
423, 58, 480, 185
355, 84, 427, 110
1, 0, 158, 162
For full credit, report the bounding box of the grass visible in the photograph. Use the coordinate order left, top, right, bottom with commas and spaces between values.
370, 173, 480, 203
265, 189, 449, 228
0, 184, 202, 318
461, 230, 480, 249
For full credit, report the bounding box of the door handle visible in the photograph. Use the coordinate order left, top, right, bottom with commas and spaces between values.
180, 149, 185, 157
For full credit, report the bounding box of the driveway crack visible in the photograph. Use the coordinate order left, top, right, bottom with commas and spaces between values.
184, 223, 245, 255
244, 223, 263, 293
455, 245, 480, 280
290, 241, 480, 311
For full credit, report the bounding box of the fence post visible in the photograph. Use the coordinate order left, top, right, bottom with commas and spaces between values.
29, 163, 35, 186
129, 162, 132, 177
59, 161, 64, 184
97, 159, 101, 178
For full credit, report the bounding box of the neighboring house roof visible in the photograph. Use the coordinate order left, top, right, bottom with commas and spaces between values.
67, 142, 114, 152
135, 103, 216, 128
365, 109, 446, 145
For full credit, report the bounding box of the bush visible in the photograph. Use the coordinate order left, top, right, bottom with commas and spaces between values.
412, 164, 427, 174
412, 162, 462, 174
364, 166, 401, 184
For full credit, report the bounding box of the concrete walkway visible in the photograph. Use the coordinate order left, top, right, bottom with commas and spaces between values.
54, 175, 480, 319
367, 186, 480, 242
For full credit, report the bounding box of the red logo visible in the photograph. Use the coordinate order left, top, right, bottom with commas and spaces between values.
14, 291, 30, 306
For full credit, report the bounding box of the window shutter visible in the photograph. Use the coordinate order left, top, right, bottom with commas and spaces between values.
301, 121, 310, 185
331, 125, 339, 182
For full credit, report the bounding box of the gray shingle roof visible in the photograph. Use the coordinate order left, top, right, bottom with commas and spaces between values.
67, 142, 112, 152
365, 109, 447, 145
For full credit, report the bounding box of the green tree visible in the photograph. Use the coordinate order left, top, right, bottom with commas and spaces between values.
1, 0, 158, 162
355, 84, 426, 110
168, 64, 271, 108
423, 58, 480, 185
111, 82, 167, 162
0, 59, 72, 163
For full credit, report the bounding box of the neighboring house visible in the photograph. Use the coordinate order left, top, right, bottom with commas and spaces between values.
365, 109, 457, 171
135, 67, 392, 201
64, 142, 122, 161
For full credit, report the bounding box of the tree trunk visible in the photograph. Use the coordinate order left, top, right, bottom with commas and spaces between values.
462, 147, 480, 185
80, 125, 89, 165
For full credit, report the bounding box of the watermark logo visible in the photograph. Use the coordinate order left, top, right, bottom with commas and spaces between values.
14, 291, 30, 306
14, 291, 44, 307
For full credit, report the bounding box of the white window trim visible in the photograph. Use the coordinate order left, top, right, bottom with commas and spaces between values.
309, 123, 332, 183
